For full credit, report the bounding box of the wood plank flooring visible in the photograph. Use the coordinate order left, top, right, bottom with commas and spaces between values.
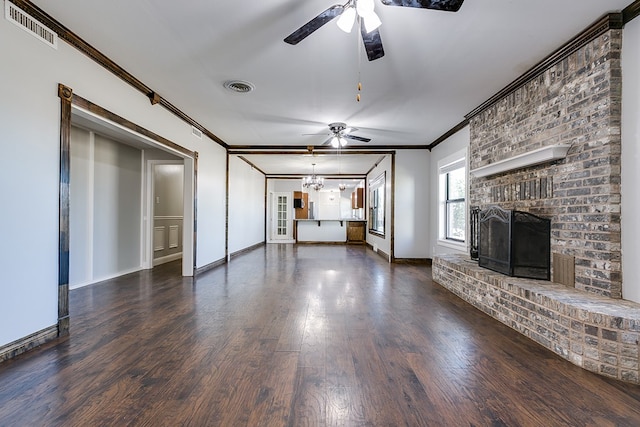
1, 244, 640, 426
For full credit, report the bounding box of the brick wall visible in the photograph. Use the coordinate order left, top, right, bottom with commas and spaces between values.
468, 29, 623, 298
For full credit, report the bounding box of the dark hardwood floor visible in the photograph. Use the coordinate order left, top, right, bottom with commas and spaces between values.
1, 244, 640, 426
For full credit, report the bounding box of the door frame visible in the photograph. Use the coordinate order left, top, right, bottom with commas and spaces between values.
143, 160, 189, 271
268, 191, 295, 243
58, 85, 197, 335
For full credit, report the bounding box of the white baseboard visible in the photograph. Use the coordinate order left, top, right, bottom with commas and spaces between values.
153, 252, 183, 266
69, 266, 143, 290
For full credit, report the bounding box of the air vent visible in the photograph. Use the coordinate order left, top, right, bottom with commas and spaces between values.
5, 1, 57, 49
223, 80, 255, 93
191, 126, 203, 139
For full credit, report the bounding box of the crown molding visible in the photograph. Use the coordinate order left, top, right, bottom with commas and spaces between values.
9, 0, 228, 148
624, 0, 640, 23
427, 119, 469, 151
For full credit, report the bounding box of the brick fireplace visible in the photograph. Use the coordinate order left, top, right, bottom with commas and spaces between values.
469, 20, 622, 298
433, 15, 640, 383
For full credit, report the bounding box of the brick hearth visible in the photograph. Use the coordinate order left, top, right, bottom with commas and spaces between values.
433, 254, 640, 384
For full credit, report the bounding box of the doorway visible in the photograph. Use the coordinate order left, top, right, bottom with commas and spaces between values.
270, 192, 293, 242
147, 161, 184, 268
68, 105, 196, 290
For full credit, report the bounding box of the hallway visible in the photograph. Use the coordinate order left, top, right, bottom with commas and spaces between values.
1, 244, 639, 425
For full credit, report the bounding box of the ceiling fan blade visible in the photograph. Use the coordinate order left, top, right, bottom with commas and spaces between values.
284, 5, 345, 45
380, 0, 464, 12
360, 22, 385, 61
344, 134, 371, 143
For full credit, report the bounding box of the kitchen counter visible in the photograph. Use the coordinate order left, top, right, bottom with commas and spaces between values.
294, 219, 365, 243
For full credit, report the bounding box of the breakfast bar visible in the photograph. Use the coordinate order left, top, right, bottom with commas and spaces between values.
294, 219, 366, 243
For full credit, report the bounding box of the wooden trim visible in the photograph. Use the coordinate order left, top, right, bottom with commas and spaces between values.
375, 248, 391, 262
193, 152, 199, 273
266, 174, 366, 179
624, 0, 640, 23
295, 241, 347, 245
0, 325, 59, 362
71, 94, 196, 158
58, 83, 72, 337
264, 176, 268, 243
228, 145, 427, 151
366, 155, 387, 176
390, 152, 395, 262
228, 150, 396, 156
10, 0, 227, 148
237, 156, 267, 176
149, 92, 161, 105
427, 119, 469, 151
225, 151, 230, 260
465, 13, 624, 120
194, 257, 227, 276
230, 242, 266, 259
394, 258, 432, 265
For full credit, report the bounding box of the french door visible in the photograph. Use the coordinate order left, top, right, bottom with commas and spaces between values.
271, 192, 292, 241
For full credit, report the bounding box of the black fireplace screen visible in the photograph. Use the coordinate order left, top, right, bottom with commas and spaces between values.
478, 206, 550, 280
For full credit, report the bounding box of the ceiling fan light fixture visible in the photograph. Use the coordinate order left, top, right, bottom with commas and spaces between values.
356, 0, 375, 15
331, 136, 348, 147
337, 6, 356, 33
362, 11, 382, 33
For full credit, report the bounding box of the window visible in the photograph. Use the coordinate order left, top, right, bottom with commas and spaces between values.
444, 167, 466, 241
438, 152, 466, 246
369, 172, 385, 235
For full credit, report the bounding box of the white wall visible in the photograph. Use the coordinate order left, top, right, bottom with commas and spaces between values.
395, 150, 430, 259
312, 191, 342, 219
428, 126, 470, 258
622, 16, 640, 303
0, 14, 226, 348
93, 134, 142, 278
69, 127, 93, 286
70, 128, 143, 287
366, 155, 393, 259
228, 156, 265, 253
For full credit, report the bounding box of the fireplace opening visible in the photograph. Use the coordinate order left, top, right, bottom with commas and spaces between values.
478, 205, 550, 280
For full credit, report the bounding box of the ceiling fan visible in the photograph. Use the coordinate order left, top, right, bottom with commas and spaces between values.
320, 122, 371, 147
284, 0, 465, 61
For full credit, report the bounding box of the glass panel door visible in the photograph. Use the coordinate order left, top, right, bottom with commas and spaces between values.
271, 192, 291, 240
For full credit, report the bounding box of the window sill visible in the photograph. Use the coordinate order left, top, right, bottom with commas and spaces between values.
369, 230, 385, 238
437, 239, 466, 252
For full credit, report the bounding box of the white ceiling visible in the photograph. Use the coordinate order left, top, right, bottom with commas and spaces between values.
31, 0, 632, 174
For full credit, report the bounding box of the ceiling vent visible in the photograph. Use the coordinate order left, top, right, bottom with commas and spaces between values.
223, 80, 255, 94
5, 1, 57, 49
191, 126, 203, 139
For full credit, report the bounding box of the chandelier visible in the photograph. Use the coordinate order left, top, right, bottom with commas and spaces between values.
302, 163, 324, 191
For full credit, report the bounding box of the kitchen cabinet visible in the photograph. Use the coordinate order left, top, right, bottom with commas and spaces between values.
351, 187, 364, 209
294, 191, 309, 219
347, 220, 366, 244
